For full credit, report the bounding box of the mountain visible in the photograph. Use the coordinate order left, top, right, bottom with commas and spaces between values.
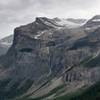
0, 35, 13, 56
0, 35, 13, 44
53, 17, 85, 28
0, 16, 100, 100
84, 15, 100, 29
67, 18, 86, 24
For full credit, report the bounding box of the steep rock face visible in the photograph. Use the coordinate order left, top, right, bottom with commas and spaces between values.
0, 17, 100, 99
3, 17, 86, 81
0, 17, 86, 98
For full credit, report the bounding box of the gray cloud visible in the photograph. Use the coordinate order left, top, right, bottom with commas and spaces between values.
0, 0, 100, 38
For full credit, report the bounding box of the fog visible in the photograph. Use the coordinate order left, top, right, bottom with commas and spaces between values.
0, 0, 100, 38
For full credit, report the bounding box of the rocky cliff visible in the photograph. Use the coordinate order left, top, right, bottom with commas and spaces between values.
0, 16, 100, 100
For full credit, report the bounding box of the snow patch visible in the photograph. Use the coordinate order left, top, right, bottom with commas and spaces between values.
92, 19, 100, 22
1, 42, 12, 46
56, 19, 82, 28
85, 25, 100, 30
34, 31, 45, 39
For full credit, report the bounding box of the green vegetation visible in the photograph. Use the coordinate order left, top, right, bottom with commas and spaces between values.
13, 79, 34, 98
16, 82, 100, 100
27, 85, 65, 100
0, 79, 11, 100
0, 79, 34, 100
80, 55, 93, 65
54, 82, 100, 100
18, 84, 65, 100
10, 81, 100, 100
80, 54, 100, 67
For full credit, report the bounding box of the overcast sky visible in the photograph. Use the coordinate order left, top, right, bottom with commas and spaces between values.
0, 0, 100, 39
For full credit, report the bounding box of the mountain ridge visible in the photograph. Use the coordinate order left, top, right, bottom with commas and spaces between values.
0, 15, 100, 100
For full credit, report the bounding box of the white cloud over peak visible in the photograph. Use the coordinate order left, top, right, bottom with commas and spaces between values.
0, 0, 100, 38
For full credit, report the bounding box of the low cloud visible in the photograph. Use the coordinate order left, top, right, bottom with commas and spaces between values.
0, 0, 100, 38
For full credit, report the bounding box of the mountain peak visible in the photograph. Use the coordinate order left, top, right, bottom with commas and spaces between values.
35, 17, 50, 23
1, 16, 100, 100
92, 15, 100, 19
35, 17, 62, 28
